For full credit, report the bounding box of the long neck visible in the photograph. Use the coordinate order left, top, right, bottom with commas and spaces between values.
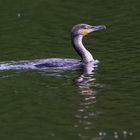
71, 35, 94, 63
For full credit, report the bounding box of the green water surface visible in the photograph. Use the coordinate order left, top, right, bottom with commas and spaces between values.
0, 0, 139, 140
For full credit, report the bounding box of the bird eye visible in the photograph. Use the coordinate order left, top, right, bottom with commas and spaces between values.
84, 25, 89, 29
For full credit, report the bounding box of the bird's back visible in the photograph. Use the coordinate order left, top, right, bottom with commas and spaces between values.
0, 58, 81, 71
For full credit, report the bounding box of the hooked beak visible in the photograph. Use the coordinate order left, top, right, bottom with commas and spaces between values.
90, 25, 106, 32
81, 25, 106, 36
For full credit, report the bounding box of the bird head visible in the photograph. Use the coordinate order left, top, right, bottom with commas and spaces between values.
71, 23, 106, 37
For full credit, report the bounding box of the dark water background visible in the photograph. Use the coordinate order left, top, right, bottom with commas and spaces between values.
0, 0, 139, 139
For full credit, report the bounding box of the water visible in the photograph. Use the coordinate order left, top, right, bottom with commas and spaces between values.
0, 0, 139, 139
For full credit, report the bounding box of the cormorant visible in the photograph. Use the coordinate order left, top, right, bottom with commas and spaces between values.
0, 24, 106, 70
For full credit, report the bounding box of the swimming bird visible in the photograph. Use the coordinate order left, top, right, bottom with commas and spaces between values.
0, 24, 106, 71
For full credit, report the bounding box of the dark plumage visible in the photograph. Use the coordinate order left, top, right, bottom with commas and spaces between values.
0, 24, 106, 70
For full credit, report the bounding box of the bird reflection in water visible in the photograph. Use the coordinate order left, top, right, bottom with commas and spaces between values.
74, 63, 100, 140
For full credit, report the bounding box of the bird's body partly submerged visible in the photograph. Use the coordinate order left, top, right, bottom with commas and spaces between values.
0, 58, 99, 71
0, 58, 80, 70
0, 23, 106, 71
